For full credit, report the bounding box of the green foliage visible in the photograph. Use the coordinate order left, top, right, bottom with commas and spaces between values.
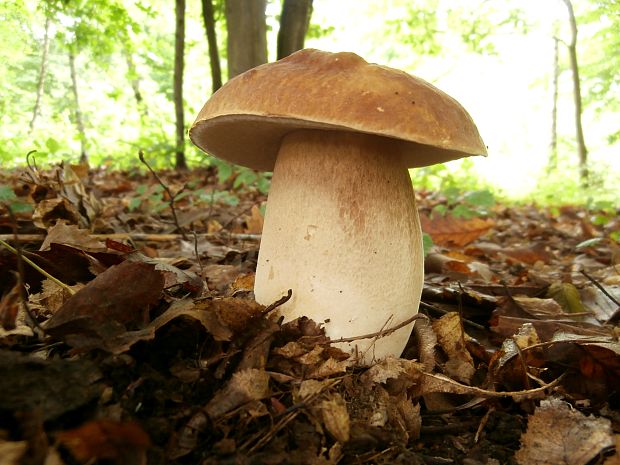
422, 232, 433, 256
578, 1, 620, 143
209, 157, 271, 194
431, 187, 495, 219
0, 185, 32, 213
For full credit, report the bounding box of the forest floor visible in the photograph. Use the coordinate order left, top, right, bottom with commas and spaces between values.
0, 163, 618, 465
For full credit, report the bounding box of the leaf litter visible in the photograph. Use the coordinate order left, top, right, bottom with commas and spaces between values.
0, 163, 618, 465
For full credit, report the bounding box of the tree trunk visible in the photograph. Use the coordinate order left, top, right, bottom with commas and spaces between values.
548, 34, 559, 173
201, 0, 222, 93
124, 48, 147, 117
29, 16, 51, 132
277, 0, 313, 60
68, 50, 88, 163
225, 0, 267, 79
562, 0, 588, 185
174, 0, 188, 170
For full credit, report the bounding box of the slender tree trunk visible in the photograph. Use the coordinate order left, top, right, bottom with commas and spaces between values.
225, 0, 267, 79
29, 16, 51, 132
174, 0, 188, 170
548, 34, 560, 173
277, 0, 313, 60
562, 0, 588, 185
124, 48, 147, 117
68, 50, 88, 163
201, 0, 222, 93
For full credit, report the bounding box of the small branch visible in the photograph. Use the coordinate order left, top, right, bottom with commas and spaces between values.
580, 270, 620, 307
138, 150, 188, 240
3, 204, 44, 331
262, 289, 293, 316
0, 233, 262, 243
329, 312, 427, 344
0, 239, 75, 295
419, 301, 485, 330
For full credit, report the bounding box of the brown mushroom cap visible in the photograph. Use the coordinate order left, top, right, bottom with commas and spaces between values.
189, 48, 487, 171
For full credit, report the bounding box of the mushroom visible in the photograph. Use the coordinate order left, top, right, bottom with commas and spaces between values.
190, 49, 486, 363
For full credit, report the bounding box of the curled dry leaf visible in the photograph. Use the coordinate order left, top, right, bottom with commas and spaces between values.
515, 398, 614, 465
57, 419, 150, 464
40, 220, 107, 252
420, 213, 494, 247
44, 260, 165, 350
432, 312, 475, 383
0, 440, 28, 465
205, 368, 271, 419
321, 393, 350, 443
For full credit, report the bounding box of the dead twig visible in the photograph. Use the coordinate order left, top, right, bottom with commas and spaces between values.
262, 289, 293, 316
1, 204, 45, 331
580, 269, 620, 308
0, 239, 74, 296
138, 150, 188, 240
330, 312, 428, 344
0, 233, 262, 243
419, 301, 485, 330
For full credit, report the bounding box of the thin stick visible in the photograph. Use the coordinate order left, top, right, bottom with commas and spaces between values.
0, 239, 75, 295
139, 150, 188, 240
419, 301, 485, 330
580, 270, 620, 307
262, 289, 292, 315
3, 204, 44, 331
0, 233, 262, 242
329, 312, 427, 344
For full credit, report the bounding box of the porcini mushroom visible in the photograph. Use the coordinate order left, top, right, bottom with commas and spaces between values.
190, 49, 486, 363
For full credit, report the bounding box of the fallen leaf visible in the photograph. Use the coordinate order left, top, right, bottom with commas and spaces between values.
420, 213, 494, 246
245, 204, 264, 234
515, 398, 614, 465
57, 419, 150, 464
205, 369, 270, 419
321, 394, 350, 443
432, 312, 475, 383
44, 260, 165, 349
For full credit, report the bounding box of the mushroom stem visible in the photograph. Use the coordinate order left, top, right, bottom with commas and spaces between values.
254, 130, 424, 363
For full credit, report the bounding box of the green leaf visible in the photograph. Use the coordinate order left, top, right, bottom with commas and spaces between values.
45, 137, 61, 154
216, 163, 233, 184
422, 233, 433, 256
464, 190, 495, 208
451, 204, 476, 219
0, 185, 16, 202
128, 197, 142, 211
432, 205, 448, 217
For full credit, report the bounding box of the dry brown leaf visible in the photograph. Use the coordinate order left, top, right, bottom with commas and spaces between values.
361, 357, 423, 387
501, 243, 553, 265
515, 398, 614, 465
57, 419, 149, 464
420, 213, 494, 246
321, 394, 350, 443
295, 379, 336, 403
32, 198, 83, 229
44, 261, 165, 347
432, 312, 475, 383
40, 220, 107, 252
205, 369, 270, 419
245, 204, 264, 234
0, 440, 28, 465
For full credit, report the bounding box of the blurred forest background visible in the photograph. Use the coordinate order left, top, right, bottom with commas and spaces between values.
1, 0, 618, 205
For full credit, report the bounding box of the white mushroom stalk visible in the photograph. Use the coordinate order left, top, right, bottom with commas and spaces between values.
254, 130, 423, 362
